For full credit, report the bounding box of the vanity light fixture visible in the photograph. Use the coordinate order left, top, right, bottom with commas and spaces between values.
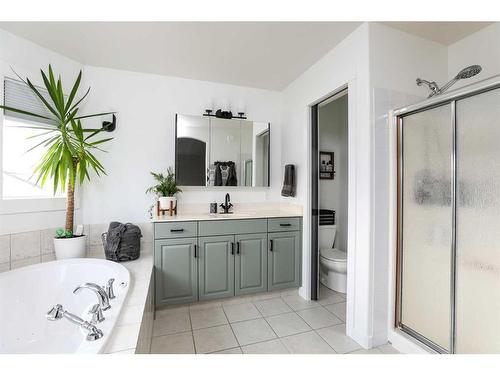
202, 110, 247, 119
202, 99, 247, 119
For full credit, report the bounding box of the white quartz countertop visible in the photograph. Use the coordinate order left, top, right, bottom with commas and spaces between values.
151, 206, 303, 223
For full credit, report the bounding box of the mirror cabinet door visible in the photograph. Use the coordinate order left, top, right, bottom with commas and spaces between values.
252, 122, 270, 187
176, 115, 209, 186
209, 118, 241, 186
240, 120, 254, 187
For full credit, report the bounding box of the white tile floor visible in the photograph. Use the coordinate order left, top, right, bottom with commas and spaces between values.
150, 286, 400, 354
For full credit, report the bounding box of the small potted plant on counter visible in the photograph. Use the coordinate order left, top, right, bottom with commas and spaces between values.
0, 65, 114, 259
146, 167, 182, 215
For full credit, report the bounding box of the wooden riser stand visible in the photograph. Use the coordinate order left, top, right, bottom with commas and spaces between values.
157, 200, 177, 217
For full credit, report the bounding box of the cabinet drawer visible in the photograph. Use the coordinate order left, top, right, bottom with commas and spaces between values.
199, 219, 267, 236
155, 221, 198, 239
268, 217, 301, 232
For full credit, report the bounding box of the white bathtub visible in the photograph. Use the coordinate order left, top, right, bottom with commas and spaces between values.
0, 258, 130, 354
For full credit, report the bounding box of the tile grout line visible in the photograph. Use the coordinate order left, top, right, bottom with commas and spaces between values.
188, 306, 197, 354
280, 296, 340, 353
221, 303, 241, 350
257, 304, 290, 353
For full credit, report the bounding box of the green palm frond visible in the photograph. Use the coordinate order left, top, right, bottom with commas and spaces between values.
0, 64, 116, 193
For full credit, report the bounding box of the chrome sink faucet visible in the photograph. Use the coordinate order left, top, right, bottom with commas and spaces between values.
46, 304, 103, 341
220, 193, 233, 214
73, 282, 111, 311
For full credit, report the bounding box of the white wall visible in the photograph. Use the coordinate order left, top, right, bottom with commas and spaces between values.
281, 23, 372, 347
80, 66, 282, 224
318, 94, 348, 251
0, 29, 83, 235
368, 22, 449, 348
448, 23, 500, 87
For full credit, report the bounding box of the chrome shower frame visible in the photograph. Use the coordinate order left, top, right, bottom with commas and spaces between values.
393, 74, 500, 354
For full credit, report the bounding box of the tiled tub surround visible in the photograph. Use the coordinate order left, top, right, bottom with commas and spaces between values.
150, 285, 399, 354
0, 222, 153, 272
104, 249, 154, 354
0, 224, 154, 354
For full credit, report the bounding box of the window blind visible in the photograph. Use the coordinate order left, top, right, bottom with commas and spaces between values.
3, 77, 57, 125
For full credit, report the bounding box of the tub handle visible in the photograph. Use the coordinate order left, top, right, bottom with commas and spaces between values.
106, 278, 115, 300
89, 304, 105, 324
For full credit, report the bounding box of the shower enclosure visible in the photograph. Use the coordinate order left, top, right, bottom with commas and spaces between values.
395, 76, 500, 354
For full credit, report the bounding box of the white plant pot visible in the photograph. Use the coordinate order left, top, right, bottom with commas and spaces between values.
54, 235, 87, 260
159, 196, 176, 210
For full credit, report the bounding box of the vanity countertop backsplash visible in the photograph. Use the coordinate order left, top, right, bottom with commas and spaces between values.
151, 202, 303, 223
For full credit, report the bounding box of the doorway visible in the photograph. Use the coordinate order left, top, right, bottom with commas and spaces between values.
311, 88, 348, 306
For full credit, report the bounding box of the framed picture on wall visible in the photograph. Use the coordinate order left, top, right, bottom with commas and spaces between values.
319, 151, 335, 179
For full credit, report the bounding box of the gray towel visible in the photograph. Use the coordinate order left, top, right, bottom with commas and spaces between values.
281, 164, 295, 197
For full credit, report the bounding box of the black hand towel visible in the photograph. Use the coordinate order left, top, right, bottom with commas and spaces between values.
226, 162, 238, 186
281, 164, 295, 197
215, 164, 223, 186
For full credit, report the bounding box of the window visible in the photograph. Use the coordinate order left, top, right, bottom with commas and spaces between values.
1, 77, 64, 200
2, 117, 64, 199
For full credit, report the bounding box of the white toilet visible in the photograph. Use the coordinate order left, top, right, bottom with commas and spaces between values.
319, 225, 347, 293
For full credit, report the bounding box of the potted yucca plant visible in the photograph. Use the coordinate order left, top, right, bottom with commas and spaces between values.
0, 65, 114, 259
146, 168, 182, 212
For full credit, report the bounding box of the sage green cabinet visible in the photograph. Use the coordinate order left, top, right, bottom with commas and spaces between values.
235, 233, 268, 296
154, 217, 302, 307
198, 235, 235, 300
154, 237, 198, 305
268, 231, 301, 291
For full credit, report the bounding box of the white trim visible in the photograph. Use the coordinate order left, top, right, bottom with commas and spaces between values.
302, 79, 365, 348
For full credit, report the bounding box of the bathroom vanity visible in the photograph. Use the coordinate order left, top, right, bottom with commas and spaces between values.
152, 214, 302, 307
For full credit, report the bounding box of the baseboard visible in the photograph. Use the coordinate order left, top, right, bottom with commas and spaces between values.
348, 327, 372, 349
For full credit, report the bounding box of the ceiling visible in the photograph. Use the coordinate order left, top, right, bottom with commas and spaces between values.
0, 22, 361, 90
381, 22, 492, 45
0, 22, 493, 90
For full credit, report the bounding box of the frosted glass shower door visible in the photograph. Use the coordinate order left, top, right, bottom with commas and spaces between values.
455, 88, 500, 353
400, 105, 453, 352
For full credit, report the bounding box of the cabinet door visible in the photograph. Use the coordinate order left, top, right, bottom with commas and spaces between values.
198, 235, 235, 300
268, 231, 301, 291
234, 233, 268, 296
155, 238, 198, 306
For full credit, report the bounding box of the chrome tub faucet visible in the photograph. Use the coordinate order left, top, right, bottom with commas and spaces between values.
46, 304, 103, 341
73, 282, 111, 311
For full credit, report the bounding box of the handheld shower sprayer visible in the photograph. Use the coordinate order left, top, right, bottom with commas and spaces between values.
416, 65, 482, 98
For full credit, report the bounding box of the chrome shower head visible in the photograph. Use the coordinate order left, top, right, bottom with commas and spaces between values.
416, 64, 483, 98
455, 65, 482, 80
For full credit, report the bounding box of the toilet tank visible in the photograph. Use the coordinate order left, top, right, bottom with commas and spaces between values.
319, 225, 336, 249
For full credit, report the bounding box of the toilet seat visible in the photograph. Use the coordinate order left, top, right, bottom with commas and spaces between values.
320, 248, 347, 262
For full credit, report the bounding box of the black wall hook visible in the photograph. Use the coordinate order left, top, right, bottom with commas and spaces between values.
102, 114, 116, 132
